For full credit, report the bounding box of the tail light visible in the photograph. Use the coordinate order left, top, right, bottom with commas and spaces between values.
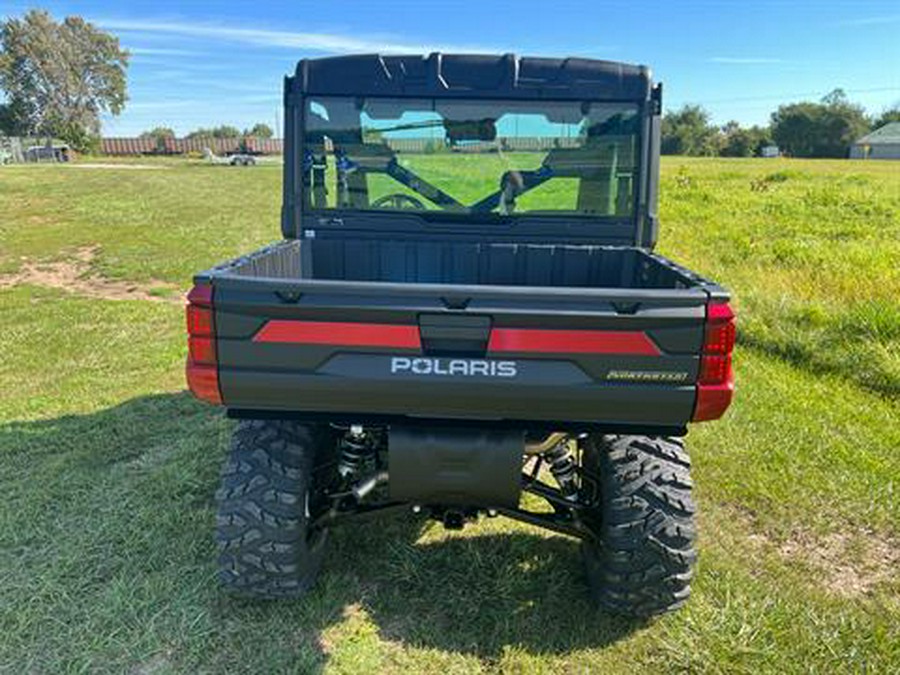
185, 283, 222, 404
692, 301, 735, 421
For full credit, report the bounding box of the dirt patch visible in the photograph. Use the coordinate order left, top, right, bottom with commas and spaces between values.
0, 246, 181, 303
707, 505, 899, 597
778, 528, 900, 598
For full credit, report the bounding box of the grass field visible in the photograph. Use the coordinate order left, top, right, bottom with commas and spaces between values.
0, 157, 898, 673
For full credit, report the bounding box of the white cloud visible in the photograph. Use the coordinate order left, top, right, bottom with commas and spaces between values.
127, 47, 205, 57
96, 18, 493, 54
709, 57, 785, 65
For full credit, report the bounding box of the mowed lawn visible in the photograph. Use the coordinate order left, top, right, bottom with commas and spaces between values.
0, 157, 898, 673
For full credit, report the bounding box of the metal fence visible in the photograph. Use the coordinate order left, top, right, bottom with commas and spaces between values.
97, 136, 572, 157
99, 136, 284, 156
0, 136, 24, 164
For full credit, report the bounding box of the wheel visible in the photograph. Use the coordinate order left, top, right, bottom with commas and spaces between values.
215, 419, 330, 598
580, 434, 696, 617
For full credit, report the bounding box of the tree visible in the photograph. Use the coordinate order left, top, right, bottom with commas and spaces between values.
661, 105, 722, 156
872, 106, 900, 130
140, 126, 175, 140
140, 126, 175, 152
246, 122, 273, 138
771, 89, 869, 158
0, 101, 24, 135
0, 10, 128, 150
186, 125, 242, 139
720, 122, 772, 157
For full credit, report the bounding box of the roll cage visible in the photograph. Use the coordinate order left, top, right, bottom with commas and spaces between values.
282, 53, 663, 249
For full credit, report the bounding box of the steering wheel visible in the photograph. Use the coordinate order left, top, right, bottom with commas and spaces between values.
371, 193, 425, 210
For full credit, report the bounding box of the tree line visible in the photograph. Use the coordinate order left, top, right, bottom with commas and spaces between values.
0, 10, 278, 150
139, 124, 274, 141
0, 10, 127, 151
663, 91, 900, 158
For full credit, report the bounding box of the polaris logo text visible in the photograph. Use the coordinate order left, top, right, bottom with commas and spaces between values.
391, 357, 518, 378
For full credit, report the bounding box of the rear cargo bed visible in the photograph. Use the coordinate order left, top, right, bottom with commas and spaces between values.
197, 240, 727, 430
220, 239, 705, 290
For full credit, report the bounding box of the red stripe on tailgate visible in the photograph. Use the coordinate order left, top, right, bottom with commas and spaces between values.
488, 328, 661, 355
253, 320, 421, 349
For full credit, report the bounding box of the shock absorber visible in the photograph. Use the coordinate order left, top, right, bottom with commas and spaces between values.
338, 425, 371, 478
544, 440, 578, 501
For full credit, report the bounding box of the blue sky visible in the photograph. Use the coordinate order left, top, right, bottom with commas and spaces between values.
2, 0, 899, 136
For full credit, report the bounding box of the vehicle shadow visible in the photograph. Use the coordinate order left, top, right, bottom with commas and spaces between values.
319, 521, 645, 659
0, 392, 643, 671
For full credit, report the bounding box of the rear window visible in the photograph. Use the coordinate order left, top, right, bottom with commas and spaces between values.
302, 97, 640, 218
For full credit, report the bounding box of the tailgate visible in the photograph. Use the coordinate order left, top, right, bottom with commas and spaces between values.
205, 275, 713, 429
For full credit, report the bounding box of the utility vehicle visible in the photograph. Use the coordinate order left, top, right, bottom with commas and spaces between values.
186, 53, 736, 617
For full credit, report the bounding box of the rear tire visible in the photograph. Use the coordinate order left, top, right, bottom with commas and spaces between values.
580, 434, 696, 617
215, 419, 329, 598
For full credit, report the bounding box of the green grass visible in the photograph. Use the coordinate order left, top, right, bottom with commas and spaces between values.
660, 158, 900, 398
0, 157, 898, 673
322, 151, 610, 212
0, 162, 281, 284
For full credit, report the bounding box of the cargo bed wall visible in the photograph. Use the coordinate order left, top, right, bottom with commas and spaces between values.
227, 239, 696, 290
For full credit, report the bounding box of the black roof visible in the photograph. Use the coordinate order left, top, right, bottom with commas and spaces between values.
292, 53, 652, 101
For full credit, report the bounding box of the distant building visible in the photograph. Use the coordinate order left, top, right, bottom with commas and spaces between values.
760, 145, 780, 158
1, 137, 70, 164
24, 143, 70, 163
850, 122, 900, 160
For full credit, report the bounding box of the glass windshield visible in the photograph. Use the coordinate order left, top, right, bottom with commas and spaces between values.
303, 97, 640, 218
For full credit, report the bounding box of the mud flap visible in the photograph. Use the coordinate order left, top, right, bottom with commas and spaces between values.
388, 427, 523, 507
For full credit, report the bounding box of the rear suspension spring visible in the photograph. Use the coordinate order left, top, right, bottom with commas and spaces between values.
544, 441, 578, 500
338, 426, 373, 478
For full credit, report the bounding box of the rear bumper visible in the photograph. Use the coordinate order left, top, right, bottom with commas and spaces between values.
218, 365, 697, 430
